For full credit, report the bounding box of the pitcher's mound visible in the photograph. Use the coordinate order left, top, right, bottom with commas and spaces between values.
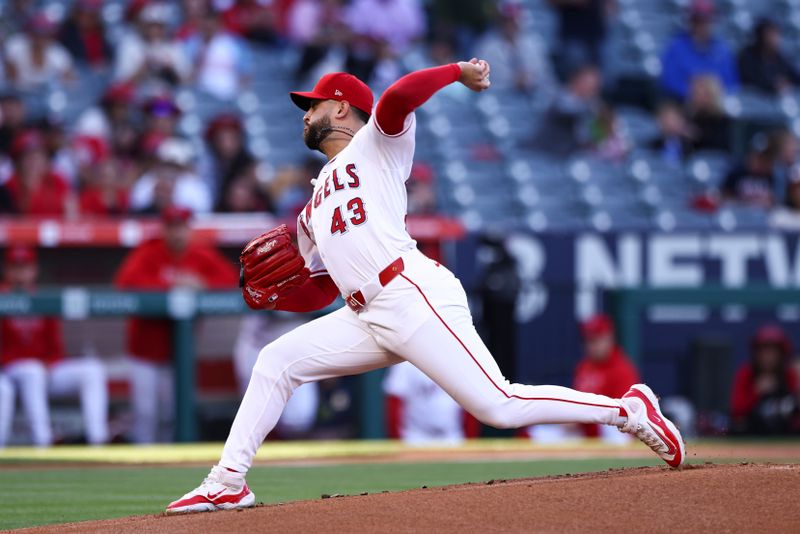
23, 463, 800, 533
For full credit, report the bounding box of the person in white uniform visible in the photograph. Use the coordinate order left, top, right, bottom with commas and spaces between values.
166, 59, 685, 513
0, 246, 109, 447
384, 361, 469, 445
0, 373, 13, 447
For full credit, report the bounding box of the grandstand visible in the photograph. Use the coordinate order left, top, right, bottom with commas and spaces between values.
4, 0, 800, 231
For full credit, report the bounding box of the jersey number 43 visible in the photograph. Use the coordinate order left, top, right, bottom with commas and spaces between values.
331, 197, 367, 235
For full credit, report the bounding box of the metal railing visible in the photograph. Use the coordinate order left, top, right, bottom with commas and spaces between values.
0, 289, 386, 442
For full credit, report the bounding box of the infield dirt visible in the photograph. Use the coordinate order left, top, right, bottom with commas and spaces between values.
17, 463, 800, 533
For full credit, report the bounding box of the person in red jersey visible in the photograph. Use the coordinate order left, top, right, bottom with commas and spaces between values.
3, 130, 73, 216
573, 314, 640, 441
114, 206, 238, 442
528, 314, 640, 444
0, 246, 109, 446
730, 324, 800, 435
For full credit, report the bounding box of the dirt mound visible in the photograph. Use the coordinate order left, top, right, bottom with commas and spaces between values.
19, 463, 800, 534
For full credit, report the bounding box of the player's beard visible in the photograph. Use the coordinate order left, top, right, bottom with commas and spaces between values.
304, 115, 333, 152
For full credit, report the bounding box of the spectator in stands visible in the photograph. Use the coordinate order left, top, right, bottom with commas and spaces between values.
343, 0, 425, 84
200, 113, 271, 213
141, 95, 181, 138
0, 89, 26, 157
287, 0, 348, 83
474, 1, 554, 95
176, 0, 210, 40
37, 116, 75, 187
0, 373, 12, 447
738, 19, 800, 96
75, 82, 139, 147
384, 361, 479, 444
649, 102, 696, 164
721, 134, 777, 208
58, 0, 112, 69
0, 245, 109, 446
114, 206, 238, 443
183, 7, 252, 101
2, 130, 74, 216
769, 129, 799, 206
222, 0, 279, 44
4, 12, 75, 89
770, 165, 800, 229
75, 83, 142, 191
731, 324, 800, 435
588, 104, 629, 162
114, 2, 190, 87
530, 63, 602, 157
686, 74, 730, 152
131, 137, 212, 214
77, 148, 130, 217
548, 0, 612, 77
660, 0, 738, 102
573, 314, 639, 441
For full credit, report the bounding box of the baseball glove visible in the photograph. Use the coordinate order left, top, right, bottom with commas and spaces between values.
239, 224, 309, 310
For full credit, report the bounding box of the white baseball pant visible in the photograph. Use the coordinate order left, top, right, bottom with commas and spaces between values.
128, 358, 174, 444
3, 357, 109, 446
220, 250, 625, 473
0, 374, 14, 447
234, 315, 321, 436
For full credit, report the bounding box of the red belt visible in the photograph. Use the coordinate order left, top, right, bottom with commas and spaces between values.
345, 257, 405, 312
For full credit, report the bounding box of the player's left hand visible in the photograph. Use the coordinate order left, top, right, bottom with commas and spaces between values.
457, 58, 491, 92
239, 224, 309, 310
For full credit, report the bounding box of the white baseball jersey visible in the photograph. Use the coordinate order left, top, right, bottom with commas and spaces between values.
297, 114, 418, 295
219, 97, 637, 475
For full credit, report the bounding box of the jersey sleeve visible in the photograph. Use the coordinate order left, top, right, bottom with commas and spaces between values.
354, 113, 416, 173
297, 214, 327, 277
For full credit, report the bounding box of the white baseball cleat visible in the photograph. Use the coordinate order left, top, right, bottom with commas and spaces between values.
166, 465, 256, 513
619, 384, 685, 468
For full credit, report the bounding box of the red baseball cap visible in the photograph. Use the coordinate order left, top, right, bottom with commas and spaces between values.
205, 113, 243, 143
161, 205, 193, 224
752, 324, 792, 357
581, 314, 614, 340
11, 129, 46, 159
72, 135, 109, 166
102, 82, 136, 106
5, 245, 37, 265
689, 0, 715, 20
290, 72, 374, 116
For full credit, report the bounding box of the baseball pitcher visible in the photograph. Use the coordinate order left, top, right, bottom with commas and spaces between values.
167, 60, 684, 513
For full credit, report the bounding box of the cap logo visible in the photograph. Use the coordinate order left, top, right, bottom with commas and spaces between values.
334, 90, 343, 96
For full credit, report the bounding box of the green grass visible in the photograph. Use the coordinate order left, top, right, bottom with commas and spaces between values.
0, 458, 659, 530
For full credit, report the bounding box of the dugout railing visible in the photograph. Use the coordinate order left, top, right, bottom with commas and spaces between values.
0, 289, 386, 443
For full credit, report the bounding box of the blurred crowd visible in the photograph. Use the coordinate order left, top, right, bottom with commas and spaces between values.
0, 0, 448, 220
535, 0, 800, 222
1, 0, 799, 221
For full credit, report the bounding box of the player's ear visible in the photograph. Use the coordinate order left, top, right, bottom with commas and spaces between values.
336, 100, 350, 119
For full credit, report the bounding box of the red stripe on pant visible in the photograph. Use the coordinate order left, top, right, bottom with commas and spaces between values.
399, 273, 624, 412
